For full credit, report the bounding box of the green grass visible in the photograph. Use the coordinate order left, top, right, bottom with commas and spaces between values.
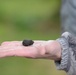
0, 0, 66, 75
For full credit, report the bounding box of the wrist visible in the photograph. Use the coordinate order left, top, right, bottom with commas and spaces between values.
45, 40, 61, 60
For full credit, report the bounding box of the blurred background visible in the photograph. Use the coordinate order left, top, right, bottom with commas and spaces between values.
0, 0, 66, 75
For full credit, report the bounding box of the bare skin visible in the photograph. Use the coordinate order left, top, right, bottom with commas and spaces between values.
0, 40, 61, 61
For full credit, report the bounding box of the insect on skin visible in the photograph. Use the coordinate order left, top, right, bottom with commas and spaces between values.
22, 40, 34, 46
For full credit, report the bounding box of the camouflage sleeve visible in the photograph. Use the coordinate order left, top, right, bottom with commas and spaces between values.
55, 32, 76, 75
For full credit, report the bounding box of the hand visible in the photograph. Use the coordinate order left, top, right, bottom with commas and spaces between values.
0, 40, 61, 60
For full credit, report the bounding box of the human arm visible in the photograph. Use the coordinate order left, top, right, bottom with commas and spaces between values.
0, 40, 61, 61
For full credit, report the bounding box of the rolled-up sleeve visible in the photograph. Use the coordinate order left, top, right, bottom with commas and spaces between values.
55, 37, 69, 71
55, 32, 76, 75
